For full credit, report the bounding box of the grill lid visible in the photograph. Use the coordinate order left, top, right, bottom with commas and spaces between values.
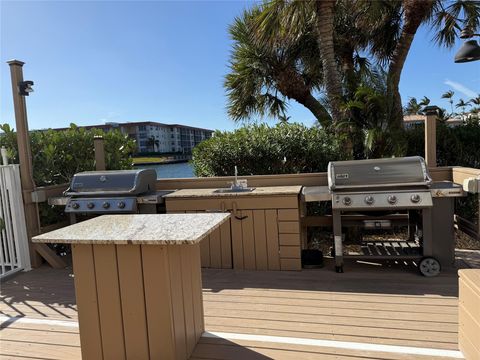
64, 169, 157, 196
328, 156, 431, 191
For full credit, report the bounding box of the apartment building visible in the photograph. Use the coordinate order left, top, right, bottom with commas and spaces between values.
54, 121, 213, 154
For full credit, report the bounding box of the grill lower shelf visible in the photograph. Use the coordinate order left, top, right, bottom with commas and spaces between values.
343, 241, 422, 259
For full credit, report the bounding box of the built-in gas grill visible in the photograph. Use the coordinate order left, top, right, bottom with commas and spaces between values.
57, 169, 171, 221
327, 156, 464, 276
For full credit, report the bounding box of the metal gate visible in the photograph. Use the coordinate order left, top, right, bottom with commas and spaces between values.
0, 164, 31, 279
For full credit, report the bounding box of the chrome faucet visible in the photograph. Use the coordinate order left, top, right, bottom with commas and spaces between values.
232, 165, 240, 189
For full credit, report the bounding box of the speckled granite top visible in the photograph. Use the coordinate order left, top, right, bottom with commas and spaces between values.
164, 186, 302, 198
32, 213, 230, 245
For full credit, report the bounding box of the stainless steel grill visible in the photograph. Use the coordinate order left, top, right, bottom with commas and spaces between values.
327, 156, 464, 276
60, 169, 168, 216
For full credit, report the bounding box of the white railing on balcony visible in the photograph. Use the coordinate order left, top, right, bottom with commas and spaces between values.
0, 164, 31, 279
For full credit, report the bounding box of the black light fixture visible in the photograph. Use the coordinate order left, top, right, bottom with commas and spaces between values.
454, 29, 480, 63
18, 80, 34, 96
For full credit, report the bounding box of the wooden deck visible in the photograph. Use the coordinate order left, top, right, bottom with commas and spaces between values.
0, 260, 469, 359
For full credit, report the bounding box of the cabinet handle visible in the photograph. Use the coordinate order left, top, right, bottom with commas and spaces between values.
232, 201, 248, 221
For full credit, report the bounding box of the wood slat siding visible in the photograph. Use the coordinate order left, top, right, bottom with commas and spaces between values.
92, 245, 126, 360
166, 195, 301, 271
71, 244, 103, 360
458, 269, 480, 360
70, 244, 203, 360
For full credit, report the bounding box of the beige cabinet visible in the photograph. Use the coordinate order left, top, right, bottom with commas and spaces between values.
165, 193, 302, 271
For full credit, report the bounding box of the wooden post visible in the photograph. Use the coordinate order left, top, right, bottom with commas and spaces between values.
424, 106, 439, 168
94, 135, 106, 171
7, 59, 66, 269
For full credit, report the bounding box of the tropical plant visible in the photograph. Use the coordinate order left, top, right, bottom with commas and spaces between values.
146, 136, 159, 152
456, 98, 470, 115
441, 90, 455, 114
192, 123, 344, 177
225, 0, 480, 132
0, 123, 136, 186
404, 97, 423, 115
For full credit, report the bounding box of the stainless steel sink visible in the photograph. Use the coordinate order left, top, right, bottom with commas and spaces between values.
213, 187, 255, 194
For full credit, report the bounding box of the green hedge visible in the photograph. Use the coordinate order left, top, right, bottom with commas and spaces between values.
192, 123, 345, 176
0, 124, 136, 186
405, 121, 480, 168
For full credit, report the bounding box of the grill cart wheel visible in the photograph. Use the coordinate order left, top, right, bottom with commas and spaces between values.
418, 257, 441, 277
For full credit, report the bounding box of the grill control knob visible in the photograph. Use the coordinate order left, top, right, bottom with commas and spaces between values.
387, 195, 397, 205
342, 197, 352, 206
87, 202, 95, 209
117, 201, 126, 209
365, 195, 375, 205
71, 202, 80, 209
102, 202, 110, 209
410, 194, 421, 203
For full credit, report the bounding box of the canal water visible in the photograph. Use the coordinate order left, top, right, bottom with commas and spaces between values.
136, 162, 195, 179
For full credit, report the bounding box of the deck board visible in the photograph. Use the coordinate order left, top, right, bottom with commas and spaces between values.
0, 260, 467, 359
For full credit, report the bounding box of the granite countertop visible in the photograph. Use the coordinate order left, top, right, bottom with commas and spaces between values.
164, 186, 303, 198
32, 213, 230, 245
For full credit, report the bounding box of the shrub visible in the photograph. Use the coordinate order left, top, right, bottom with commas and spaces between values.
0, 123, 136, 186
405, 121, 480, 168
192, 123, 345, 176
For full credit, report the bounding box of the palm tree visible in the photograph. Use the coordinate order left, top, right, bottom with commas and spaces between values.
404, 97, 422, 115
470, 95, 480, 106
146, 136, 159, 152
456, 99, 470, 115
255, 0, 344, 125
441, 90, 455, 114
419, 96, 430, 107
225, 6, 331, 127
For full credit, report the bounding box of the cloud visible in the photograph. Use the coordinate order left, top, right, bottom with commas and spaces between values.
444, 79, 478, 98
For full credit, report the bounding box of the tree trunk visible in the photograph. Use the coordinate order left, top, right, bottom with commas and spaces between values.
387, 0, 434, 129
314, 0, 344, 126
275, 66, 332, 127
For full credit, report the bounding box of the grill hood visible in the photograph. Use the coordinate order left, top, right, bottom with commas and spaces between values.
328, 156, 432, 191
64, 169, 157, 196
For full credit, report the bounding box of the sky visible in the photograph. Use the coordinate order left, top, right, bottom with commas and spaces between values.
1, 0, 479, 132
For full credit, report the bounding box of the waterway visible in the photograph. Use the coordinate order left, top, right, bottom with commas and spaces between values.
135, 162, 195, 179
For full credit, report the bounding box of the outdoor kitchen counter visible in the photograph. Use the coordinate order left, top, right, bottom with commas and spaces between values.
164, 185, 302, 198
165, 186, 304, 271
33, 213, 230, 360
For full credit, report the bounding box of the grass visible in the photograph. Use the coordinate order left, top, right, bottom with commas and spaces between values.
132, 156, 168, 164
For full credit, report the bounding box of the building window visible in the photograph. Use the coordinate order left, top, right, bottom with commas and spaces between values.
138, 125, 146, 131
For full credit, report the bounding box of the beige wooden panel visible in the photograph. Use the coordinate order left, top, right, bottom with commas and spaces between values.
92, 245, 126, 360
459, 278, 480, 324
280, 258, 301, 271
190, 244, 205, 342
168, 246, 187, 360
116, 245, 149, 359
278, 221, 300, 234
200, 236, 211, 268
253, 210, 268, 270
241, 210, 256, 270
209, 228, 222, 268
459, 304, 480, 355
279, 233, 301, 246
180, 245, 196, 357
265, 209, 280, 270
220, 221, 232, 269
141, 245, 175, 360
231, 214, 244, 269
278, 208, 299, 221
71, 244, 103, 360
459, 329, 480, 360
166, 196, 298, 211
280, 245, 301, 259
